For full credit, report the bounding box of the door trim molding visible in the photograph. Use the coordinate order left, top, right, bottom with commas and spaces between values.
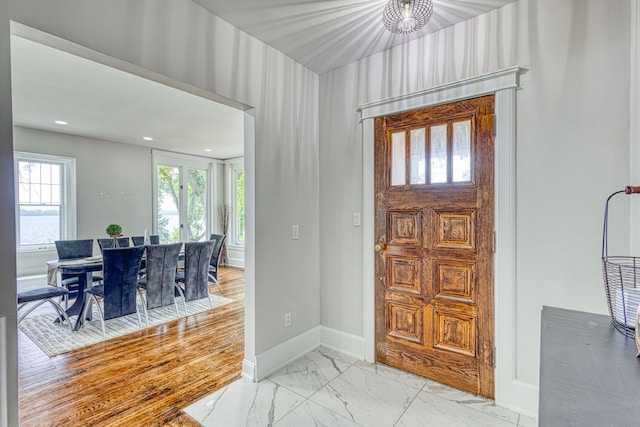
359, 67, 536, 416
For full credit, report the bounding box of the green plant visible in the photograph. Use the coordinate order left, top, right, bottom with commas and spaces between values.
106, 224, 123, 236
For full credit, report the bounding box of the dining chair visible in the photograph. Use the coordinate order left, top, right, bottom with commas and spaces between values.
82, 246, 146, 338
174, 240, 216, 315
131, 236, 145, 246
97, 237, 130, 253
137, 242, 183, 319
17, 287, 73, 331
132, 235, 159, 245
208, 234, 226, 294
54, 239, 101, 307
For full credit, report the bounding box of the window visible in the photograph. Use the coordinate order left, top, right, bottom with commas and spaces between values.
15, 152, 76, 251
226, 159, 245, 247
153, 151, 211, 244
233, 169, 245, 246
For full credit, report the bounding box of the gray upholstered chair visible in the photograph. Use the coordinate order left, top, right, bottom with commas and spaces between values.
54, 239, 101, 306
132, 235, 160, 246
17, 287, 72, 331
137, 242, 183, 319
97, 237, 130, 253
131, 236, 145, 246
174, 240, 216, 315
82, 246, 145, 338
208, 234, 226, 294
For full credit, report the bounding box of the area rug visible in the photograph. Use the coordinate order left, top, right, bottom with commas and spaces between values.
19, 294, 236, 357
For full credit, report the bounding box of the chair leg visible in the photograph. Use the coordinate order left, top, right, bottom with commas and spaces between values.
137, 288, 149, 326
208, 273, 223, 295
174, 284, 188, 316
207, 294, 214, 309
135, 306, 143, 329
17, 299, 49, 324
86, 295, 105, 338
173, 298, 180, 318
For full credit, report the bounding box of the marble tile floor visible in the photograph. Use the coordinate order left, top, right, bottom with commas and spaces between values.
185, 346, 537, 427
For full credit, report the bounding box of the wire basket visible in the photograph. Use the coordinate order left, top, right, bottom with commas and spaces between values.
602, 186, 640, 338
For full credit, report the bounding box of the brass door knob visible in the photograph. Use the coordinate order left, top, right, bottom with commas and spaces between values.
374, 236, 386, 252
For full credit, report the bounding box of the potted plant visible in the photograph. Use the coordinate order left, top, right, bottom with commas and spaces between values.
106, 224, 123, 238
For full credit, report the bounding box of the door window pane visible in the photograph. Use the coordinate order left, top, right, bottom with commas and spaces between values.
391, 132, 406, 186
430, 125, 447, 184
157, 165, 181, 243
410, 128, 426, 184
452, 120, 471, 182
186, 168, 207, 242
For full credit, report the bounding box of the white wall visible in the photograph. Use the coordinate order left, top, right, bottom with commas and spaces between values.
2, 0, 319, 418
14, 126, 153, 276
0, 1, 18, 424
319, 0, 631, 415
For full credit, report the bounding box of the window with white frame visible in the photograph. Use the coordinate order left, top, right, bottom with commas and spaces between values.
227, 159, 245, 247
233, 168, 245, 246
15, 152, 76, 251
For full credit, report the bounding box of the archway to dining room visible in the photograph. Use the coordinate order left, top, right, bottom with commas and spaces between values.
10, 22, 255, 426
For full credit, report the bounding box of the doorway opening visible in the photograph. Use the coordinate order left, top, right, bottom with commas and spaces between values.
10, 22, 255, 423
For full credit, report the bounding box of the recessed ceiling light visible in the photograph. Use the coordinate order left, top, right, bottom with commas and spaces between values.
143, 136, 153, 141
54, 120, 68, 125
204, 149, 213, 152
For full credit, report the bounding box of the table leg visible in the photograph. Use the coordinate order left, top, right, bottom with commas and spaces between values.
66, 272, 91, 331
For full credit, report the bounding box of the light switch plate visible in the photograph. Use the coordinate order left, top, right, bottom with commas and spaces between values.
292, 225, 299, 240
353, 213, 361, 227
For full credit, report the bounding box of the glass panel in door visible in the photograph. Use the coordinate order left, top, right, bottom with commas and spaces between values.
410, 128, 426, 184
391, 131, 406, 186
157, 165, 181, 243
430, 124, 447, 184
186, 168, 207, 242
452, 120, 471, 182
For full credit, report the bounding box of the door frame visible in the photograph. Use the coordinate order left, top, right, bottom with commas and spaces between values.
359, 67, 535, 414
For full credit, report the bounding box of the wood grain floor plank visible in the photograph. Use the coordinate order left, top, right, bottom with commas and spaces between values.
18, 267, 245, 426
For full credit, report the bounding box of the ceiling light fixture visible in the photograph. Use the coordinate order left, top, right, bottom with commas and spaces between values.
204, 149, 213, 152
383, 0, 433, 34
54, 120, 68, 125
143, 136, 153, 141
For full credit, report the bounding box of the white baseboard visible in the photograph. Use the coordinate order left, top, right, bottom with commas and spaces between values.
253, 326, 365, 381
500, 379, 538, 419
254, 327, 321, 380
242, 359, 256, 380
319, 326, 365, 360
227, 258, 245, 268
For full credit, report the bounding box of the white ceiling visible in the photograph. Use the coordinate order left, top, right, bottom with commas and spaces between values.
10, 1, 516, 156
192, 0, 518, 74
10, 35, 246, 160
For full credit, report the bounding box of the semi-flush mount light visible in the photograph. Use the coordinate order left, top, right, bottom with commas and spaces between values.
383, 0, 433, 34
54, 120, 68, 125
143, 136, 153, 141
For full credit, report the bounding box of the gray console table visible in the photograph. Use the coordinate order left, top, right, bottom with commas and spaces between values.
539, 306, 640, 426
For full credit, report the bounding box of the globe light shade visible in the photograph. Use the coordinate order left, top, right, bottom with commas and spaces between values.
383, 0, 433, 34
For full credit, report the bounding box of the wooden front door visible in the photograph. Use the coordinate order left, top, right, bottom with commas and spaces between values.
374, 95, 495, 398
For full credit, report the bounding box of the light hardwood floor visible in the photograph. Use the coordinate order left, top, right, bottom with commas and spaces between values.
18, 267, 245, 426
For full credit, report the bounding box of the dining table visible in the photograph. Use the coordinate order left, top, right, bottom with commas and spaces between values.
46, 256, 103, 331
